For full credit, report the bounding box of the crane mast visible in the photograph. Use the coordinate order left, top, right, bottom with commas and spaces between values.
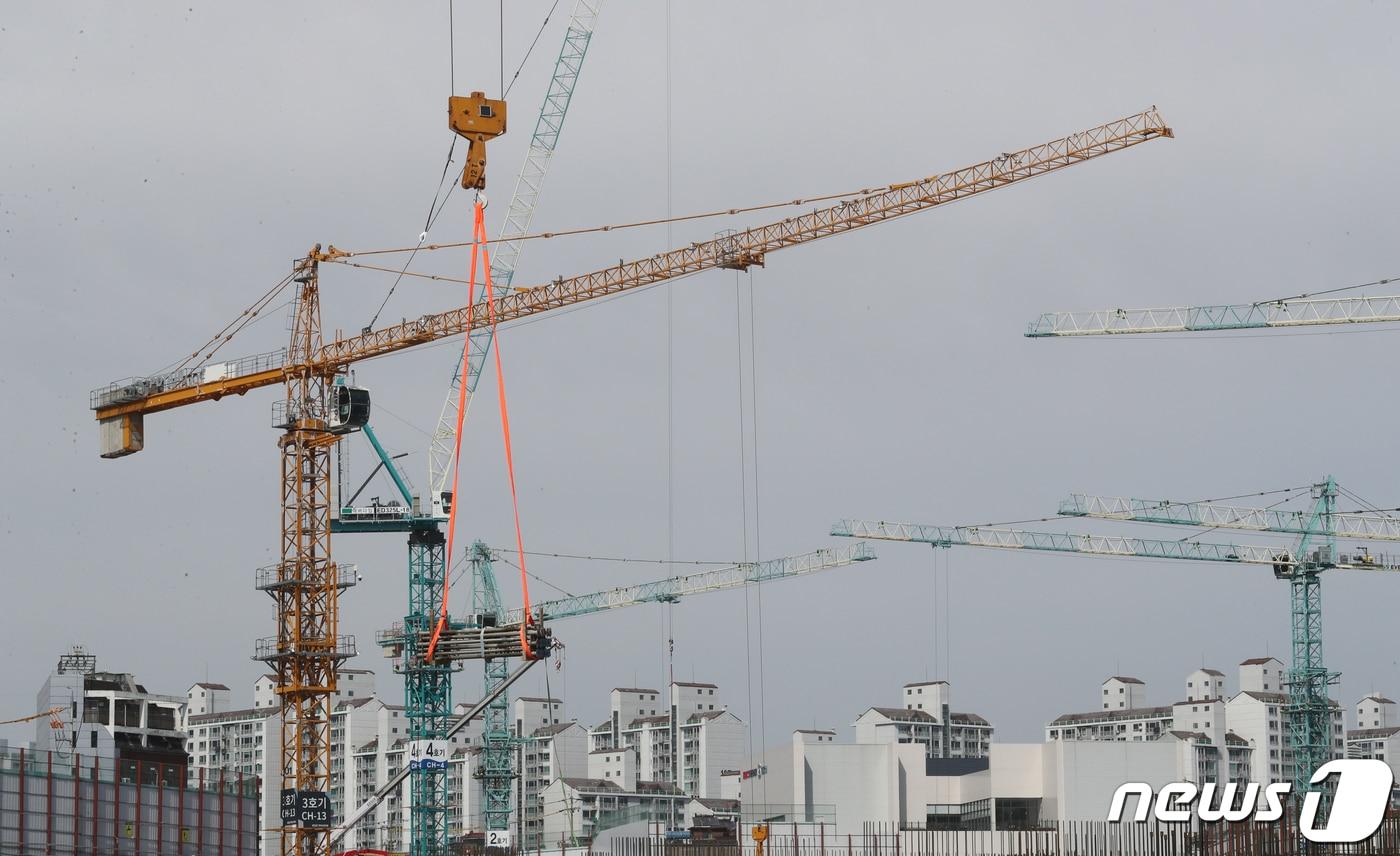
91, 107, 1170, 856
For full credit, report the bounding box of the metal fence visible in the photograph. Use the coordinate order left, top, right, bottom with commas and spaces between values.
0, 748, 259, 856
607, 818, 1400, 856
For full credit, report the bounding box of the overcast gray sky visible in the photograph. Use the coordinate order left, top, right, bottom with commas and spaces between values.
5, 2, 1400, 754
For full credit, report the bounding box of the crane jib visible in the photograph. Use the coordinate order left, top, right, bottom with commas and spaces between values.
92, 108, 1171, 444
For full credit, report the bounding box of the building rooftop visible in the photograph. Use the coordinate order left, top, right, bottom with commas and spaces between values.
685, 710, 731, 724
1198, 669, 1225, 677
189, 707, 271, 725
950, 712, 990, 726
904, 680, 949, 688
1234, 690, 1341, 708
517, 697, 563, 704
1049, 705, 1173, 726
861, 706, 937, 724
692, 797, 740, 813
612, 687, 659, 695
1359, 695, 1398, 705
1165, 730, 1209, 743
531, 722, 576, 737
794, 729, 835, 735
1105, 676, 1144, 685
673, 681, 718, 689
561, 777, 623, 793
1348, 726, 1400, 740
191, 682, 231, 691
1225, 732, 1249, 746
1240, 657, 1280, 666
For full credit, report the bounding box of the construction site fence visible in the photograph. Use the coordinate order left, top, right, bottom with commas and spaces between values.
605, 817, 1400, 856
0, 747, 260, 856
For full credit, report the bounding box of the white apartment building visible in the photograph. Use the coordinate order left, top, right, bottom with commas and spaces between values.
1047, 673, 1175, 743
1225, 657, 1344, 790
539, 747, 687, 847
515, 695, 588, 848
1346, 695, 1400, 798
586, 682, 745, 800
1045, 658, 1347, 795
852, 680, 993, 759
1101, 676, 1147, 710
1353, 695, 1397, 730
1185, 668, 1226, 702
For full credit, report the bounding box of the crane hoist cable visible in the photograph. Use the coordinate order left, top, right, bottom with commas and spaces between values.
426, 198, 535, 663
475, 201, 539, 651
425, 200, 483, 663
331, 183, 896, 258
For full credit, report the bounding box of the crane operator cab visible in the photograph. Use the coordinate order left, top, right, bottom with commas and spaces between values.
328, 379, 371, 434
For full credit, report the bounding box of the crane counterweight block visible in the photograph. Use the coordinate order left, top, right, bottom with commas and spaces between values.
449, 91, 507, 191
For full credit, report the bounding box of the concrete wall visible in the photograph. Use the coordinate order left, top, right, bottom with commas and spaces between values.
795, 742, 907, 833
696, 712, 745, 799
1043, 740, 1178, 822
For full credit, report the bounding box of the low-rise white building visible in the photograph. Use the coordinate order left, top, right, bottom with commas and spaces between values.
539, 776, 686, 846
34, 646, 188, 780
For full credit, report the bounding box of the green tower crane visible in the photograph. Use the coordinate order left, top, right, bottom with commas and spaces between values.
834, 479, 1400, 806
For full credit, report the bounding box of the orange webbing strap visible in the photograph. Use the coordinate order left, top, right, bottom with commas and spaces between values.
473, 210, 537, 658
425, 201, 485, 663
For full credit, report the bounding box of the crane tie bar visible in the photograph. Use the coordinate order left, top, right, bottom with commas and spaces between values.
332, 185, 889, 259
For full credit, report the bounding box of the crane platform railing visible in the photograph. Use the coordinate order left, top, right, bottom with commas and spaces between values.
90, 348, 288, 409
1059, 493, 1400, 541
831, 520, 1400, 572
500, 542, 877, 624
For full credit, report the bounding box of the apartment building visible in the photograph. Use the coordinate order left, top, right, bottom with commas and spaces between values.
586, 682, 744, 800
538, 747, 687, 847
515, 697, 587, 848
1225, 657, 1344, 789
852, 680, 994, 759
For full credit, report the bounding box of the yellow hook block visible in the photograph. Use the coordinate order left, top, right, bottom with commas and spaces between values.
449, 91, 507, 191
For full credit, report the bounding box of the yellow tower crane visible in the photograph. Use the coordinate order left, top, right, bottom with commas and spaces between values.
90, 106, 1171, 856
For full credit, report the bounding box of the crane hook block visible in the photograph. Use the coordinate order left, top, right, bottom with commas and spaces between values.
449, 92, 507, 191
